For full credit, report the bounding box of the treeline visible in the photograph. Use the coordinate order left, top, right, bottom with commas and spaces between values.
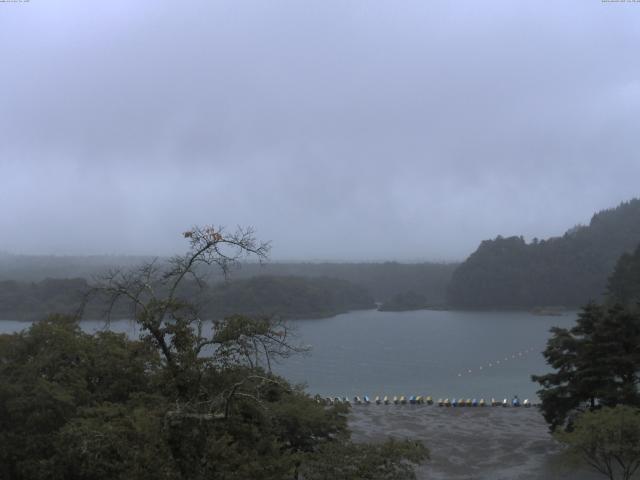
448, 199, 640, 308
0, 275, 375, 321
0, 278, 89, 321
378, 291, 430, 312
607, 242, 640, 308
0, 253, 457, 305
226, 262, 457, 304
205, 275, 374, 319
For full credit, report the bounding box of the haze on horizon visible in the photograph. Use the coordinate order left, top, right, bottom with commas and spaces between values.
1, 0, 639, 262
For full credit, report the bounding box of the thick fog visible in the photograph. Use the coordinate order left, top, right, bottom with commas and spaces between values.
1, 0, 639, 260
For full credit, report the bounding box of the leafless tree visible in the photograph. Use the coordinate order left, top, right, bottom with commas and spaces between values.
87, 225, 304, 407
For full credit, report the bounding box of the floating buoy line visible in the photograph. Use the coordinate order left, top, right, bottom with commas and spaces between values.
314, 395, 537, 408
309, 345, 542, 409
455, 347, 537, 378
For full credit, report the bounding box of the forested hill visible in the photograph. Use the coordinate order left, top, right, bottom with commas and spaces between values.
203, 275, 375, 319
0, 275, 375, 321
0, 255, 457, 305
607, 242, 640, 308
448, 199, 640, 308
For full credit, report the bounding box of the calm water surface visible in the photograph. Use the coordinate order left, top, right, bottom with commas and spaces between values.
277, 309, 578, 401
1, 309, 578, 401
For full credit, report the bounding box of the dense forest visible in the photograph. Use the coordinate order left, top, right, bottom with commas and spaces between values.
448, 199, 640, 308
0, 254, 457, 305
607, 242, 640, 308
0, 275, 374, 321
0, 227, 427, 479
205, 275, 374, 319
378, 291, 431, 312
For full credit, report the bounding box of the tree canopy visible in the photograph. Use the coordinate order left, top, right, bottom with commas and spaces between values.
448, 199, 640, 308
0, 225, 428, 479
532, 303, 640, 431
607, 242, 640, 309
556, 406, 640, 480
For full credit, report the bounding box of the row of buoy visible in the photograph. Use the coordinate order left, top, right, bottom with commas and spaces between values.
316, 395, 533, 407
456, 348, 537, 377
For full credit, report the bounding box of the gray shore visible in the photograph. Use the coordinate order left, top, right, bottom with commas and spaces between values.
349, 406, 602, 480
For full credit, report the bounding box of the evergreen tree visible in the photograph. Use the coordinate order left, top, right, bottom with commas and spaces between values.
533, 303, 640, 431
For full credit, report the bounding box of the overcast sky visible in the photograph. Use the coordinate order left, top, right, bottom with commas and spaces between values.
1, 0, 639, 261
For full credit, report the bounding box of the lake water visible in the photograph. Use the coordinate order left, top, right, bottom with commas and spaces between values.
0, 309, 578, 402
275, 309, 578, 402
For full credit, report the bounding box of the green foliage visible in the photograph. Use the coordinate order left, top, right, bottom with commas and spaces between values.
0, 227, 428, 479
532, 303, 640, 431
556, 406, 640, 480
206, 275, 375, 319
0, 278, 88, 320
0, 315, 164, 480
0, 256, 459, 310
607, 243, 640, 308
378, 290, 430, 311
449, 199, 640, 308
0, 274, 375, 321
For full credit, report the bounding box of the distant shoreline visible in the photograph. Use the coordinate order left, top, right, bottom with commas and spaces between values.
0, 306, 579, 324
